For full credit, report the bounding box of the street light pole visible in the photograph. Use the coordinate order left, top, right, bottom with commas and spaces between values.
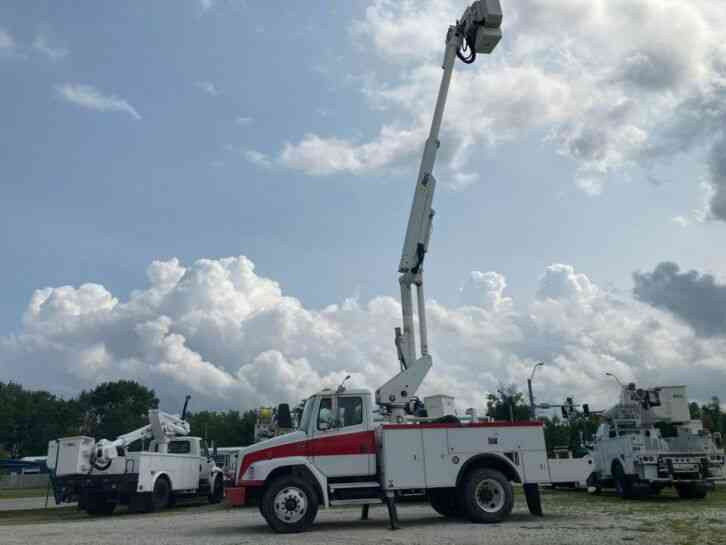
528, 362, 544, 419
605, 372, 624, 388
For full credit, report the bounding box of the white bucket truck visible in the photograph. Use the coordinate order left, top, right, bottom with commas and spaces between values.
47, 399, 224, 516
224, 1, 550, 533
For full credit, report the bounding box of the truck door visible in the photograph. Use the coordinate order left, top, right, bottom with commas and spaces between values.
310, 395, 375, 478
199, 440, 212, 487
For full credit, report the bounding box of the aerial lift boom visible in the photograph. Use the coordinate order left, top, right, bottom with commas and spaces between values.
376, 0, 503, 420
92, 397, 192, 468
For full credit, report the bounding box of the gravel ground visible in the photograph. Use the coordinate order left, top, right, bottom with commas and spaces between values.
0, 488, 724, 545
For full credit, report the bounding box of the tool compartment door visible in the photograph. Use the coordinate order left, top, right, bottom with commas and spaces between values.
381, 428, 425, 489
422, 428, 453, 487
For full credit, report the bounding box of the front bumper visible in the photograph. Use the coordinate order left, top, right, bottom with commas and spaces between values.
225, 486, 247, 506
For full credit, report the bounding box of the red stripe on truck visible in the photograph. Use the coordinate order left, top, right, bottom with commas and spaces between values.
237, 430, 376, 487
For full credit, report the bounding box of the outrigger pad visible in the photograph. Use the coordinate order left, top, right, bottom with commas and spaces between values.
523, 483, 543, 516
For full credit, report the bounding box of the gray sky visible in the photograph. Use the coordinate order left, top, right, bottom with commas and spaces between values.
1, 1, 726, 412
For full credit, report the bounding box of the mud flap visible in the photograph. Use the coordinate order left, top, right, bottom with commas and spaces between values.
523, 483, 543, 516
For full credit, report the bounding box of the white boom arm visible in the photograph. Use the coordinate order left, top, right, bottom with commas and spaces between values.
93, 409, 191, 466
375, 0, 503, 420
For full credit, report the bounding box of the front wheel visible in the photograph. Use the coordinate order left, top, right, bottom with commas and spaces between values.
459, 468, 513, 523
85, 493, 116, 516
209, 474, 224, 504
613, 462, 634, 499
676, 483, 707, 499
261, 476, 319, 533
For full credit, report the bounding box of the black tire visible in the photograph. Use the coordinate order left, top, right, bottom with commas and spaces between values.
612, 462, 634, 499
459, 468, 514, 523
85, 494, 116, 516
676, 483, 707, 499
261, 475, 319, 533
429, 488, 462, 517
209, 474, 224, 504
128, 493, 146, 514
148, 477, 171, 512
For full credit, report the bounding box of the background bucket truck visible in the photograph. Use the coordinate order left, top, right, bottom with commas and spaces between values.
587, 383, 725, 498
47, 397, 224, 515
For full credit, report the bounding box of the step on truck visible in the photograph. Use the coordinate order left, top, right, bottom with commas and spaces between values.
47, 399, 224, 516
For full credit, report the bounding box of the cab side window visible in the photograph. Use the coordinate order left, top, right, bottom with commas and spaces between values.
339, 397, 363, 427
168, 440, 191, 454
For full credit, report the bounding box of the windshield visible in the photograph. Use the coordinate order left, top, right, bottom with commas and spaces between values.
298, 399, 313, 432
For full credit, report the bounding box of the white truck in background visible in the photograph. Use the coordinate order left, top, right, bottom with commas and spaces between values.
47, 400, 224, 516
588, 384, 725, 499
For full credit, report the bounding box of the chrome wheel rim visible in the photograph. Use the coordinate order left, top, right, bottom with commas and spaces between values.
474, 478, 505, 513
273, 486, 307, 524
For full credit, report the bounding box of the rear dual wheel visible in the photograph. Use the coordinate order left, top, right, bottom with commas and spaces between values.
460, 468, 514, 523
129, 477, 172, 513
429, 488, 462, 517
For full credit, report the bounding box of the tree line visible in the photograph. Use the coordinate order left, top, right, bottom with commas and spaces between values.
0, 381, 256, 459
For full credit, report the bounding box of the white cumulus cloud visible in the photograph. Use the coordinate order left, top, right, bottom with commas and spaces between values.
56, 83, 141, 120
2, 255, 725, 413
276, 0, 726, 212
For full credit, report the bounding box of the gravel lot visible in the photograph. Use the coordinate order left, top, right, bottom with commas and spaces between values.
0, 496, 70, 511
1, 488, 724, 545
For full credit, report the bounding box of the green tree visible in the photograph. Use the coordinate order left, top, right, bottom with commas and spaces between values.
701, 396, 724, 435
0, 382, 82, 457
689, 401, 702, 420
187, 410, 256, 447
542, 413, 600, 456
77, 381, 158, 440
486, 385, 530, 422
